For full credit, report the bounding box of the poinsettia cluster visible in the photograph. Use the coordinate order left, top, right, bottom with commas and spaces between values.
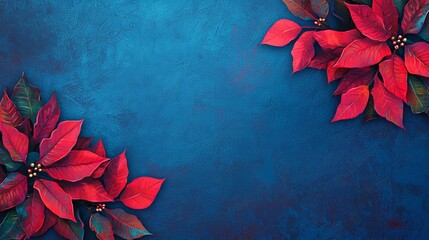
262, 0, 429, 128
0, 75, 164, 239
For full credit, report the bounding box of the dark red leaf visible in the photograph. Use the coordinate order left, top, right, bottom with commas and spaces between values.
379, 55, 408, 101
105, 208, 151, 239
292, 31, 315, 73
17, 118, 32, 140
332, 85, 370, 121
60, 178, 113, 202
327, 60, 348, 83
282, 0, 317, 20
310, 0, 329, 17
33, 179, 76, 222
314, 29, 362, 50
90, 213, 115, 240
334, 67, 376, 95
372, 75, 404, 128
33, 93, 60, 144
73, 136, 93, 150
0, 172, 27, 212
90, 160, 110, 178
405, 42, 429, 77
34, 209, 58, 237
38, 120, 83, 166
104, 151, 129, 198
120, 177, 165, 209
308, 50, 339, 70
345, 3, 390, 41
44, 150, 109, 182
261, 19, 302, 47
0, 168, 5, 182
0, 90, 22, 127
372, 0, 399, 35
0, 123, 28, 162
334, 38, 391, 68
90, 139, 106, 157
53, 211, 84, 240
401, 0, 429, 34
16, 192, 45, 237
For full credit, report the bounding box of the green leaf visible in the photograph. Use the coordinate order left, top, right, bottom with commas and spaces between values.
11, 76, 42, 123
53, 210, 84, 240
0, 210, 25, 240
419, 17, 429, 42
0, 146, 21, 172
364, 95, 380, 122
407, 75, 429, 114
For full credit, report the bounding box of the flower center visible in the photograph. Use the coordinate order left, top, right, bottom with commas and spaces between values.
390, 35, 407, 50
313, 18, 326, 27
28, 163, 43, 178
95, 203, 106, 212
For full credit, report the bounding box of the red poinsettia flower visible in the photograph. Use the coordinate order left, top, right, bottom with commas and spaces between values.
0, 75, 164, 239
262, 0, 429, 128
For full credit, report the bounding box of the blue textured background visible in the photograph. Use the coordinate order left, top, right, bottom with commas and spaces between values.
1, 0, 429, 239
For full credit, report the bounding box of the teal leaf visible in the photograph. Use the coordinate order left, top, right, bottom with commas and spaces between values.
89, 213, 114, 240
394, 0, 406, 15
11, 76, 42, 123
105, 208, 151, 239
0, 210, 25, 240
0, 146, 21, 172
419, 17, 429, 42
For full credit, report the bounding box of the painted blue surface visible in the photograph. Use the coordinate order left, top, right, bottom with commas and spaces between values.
0, 1, 429, 239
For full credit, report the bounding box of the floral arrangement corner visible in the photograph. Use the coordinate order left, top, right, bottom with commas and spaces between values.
262, 0, 429, 128
0, 74, 164, 240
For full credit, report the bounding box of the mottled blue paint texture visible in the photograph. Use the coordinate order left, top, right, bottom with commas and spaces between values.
0, 1, 429, 239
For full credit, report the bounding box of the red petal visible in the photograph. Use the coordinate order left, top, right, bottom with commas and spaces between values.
401, 0, 429, 34
104, 151, 129, 198
60, 178, 113, 202
332, 85, 370, 121
0, 123, 28, 162
282, 0, 317, 20
0, 172, 27, 212
73, 136, 93, 150
33, 93, 60, 144
261, 19, 302, 47
44, 150, 109, 182
53, 211, 84, 240
33, 179, 76, 222
16, 192, 45, 237
105, 208, 150, 239
372, 0, 399, 35
34, 209, 58, 237
405, 42, 429, 77
120, 177, 165, 209
292, 31, 315, 73
310, 0, 329, 17
379, 55, 408, 101
334, 67, 376, 95
334, 38, 391, 68
38, 120, 83, 166
89, 213, 115, 240
345, 3, 390, 41
327, 60, 348, 83
0, 91, 22, 127
16, 118, 33, 139
90, 161, 110, 178
314, 29, 363, 50
372, 75, 404, 128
